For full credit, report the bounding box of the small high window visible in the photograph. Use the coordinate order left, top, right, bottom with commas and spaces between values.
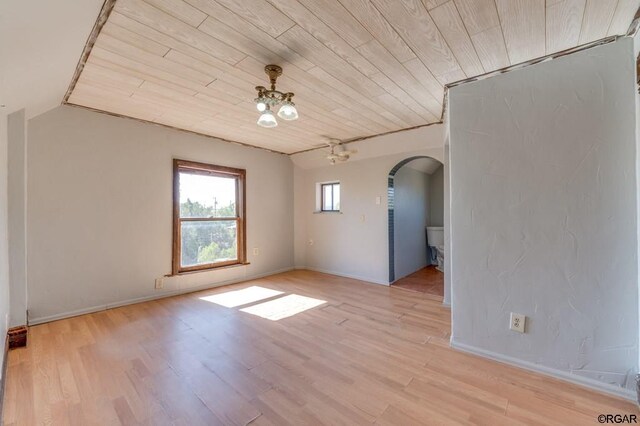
321, 182, 340, 212
173, 160, 246, 274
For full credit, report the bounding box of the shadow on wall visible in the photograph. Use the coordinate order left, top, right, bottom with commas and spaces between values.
388, 156, 444, 283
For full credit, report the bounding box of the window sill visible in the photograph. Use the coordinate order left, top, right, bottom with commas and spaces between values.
313, 211, 342, 214
167, 262, 250, 277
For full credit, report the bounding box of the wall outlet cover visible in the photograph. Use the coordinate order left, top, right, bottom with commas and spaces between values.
155, 278, 164, 290
510, 312, 526, 333
253, 247, 259, 256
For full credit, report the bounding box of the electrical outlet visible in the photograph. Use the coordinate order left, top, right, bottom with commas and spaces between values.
155, 278, 164, 290
510, 312, 526, 333
360, 214, 366, 223
375, 196, 381, 205
253, 247, 259, 256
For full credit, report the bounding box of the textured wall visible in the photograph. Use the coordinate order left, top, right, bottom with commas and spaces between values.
293, 148, 443, 285
428, 165, 444, 227
26, 106, 294, 323
634, 29, 640, 394
293, 154, 407, 285
449, 38, 638, 397
0, 0, 104, 118
394, 166, 429, 279
0, 114, 10, 380
7, 109, 27, 327
292, 125, 445, 285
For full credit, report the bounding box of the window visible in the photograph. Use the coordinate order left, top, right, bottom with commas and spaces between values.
321, 182, 340, 212
173, 160, 246, 274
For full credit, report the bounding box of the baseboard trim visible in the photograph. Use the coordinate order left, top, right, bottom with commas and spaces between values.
7, 326, 27, 349
28, 267, 294, 325
451, 340, 636, 402
0, 334, 8, 422
300, 267, 389, 286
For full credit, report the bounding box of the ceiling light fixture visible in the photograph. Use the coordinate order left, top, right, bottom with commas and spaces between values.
257, 106, 278, 128
325, 139, 357, 165
254, 65, 298, 128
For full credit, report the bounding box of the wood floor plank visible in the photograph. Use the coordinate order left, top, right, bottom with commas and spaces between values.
370, 0, 461, 79
183, 0, 313, 70
608, 0, 640, 35
266, 0, 379, 78
495, 0, 546, 64
114, 0, 245, 66
545, 0, 586, 53
578, 0, 618, 43
337, 0, 417, 63
3, 270, 638, 425
430, 1, 485, 77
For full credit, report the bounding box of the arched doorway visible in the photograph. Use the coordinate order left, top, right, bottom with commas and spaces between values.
388, 156, 445, 293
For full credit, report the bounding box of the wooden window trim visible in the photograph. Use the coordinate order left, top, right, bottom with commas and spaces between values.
172, 159, 247, 275
320, 182, 340, 212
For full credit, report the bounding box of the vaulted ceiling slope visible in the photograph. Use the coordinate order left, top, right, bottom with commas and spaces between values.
67, 0, 640, 154
0, 0, 104, 119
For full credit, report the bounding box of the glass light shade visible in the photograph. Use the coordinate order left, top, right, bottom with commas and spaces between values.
255, 98, 267, 112
277, 101, 298, 120
257, 109, 278, 128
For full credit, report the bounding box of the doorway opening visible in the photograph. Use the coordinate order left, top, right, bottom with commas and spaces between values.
388, 156, 444, 297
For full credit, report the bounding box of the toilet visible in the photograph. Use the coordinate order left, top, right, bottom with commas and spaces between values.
426, 226, 444, 272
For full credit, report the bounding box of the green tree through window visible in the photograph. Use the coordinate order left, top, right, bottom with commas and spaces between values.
180, 199, 238, 266
173, 160, 246, 274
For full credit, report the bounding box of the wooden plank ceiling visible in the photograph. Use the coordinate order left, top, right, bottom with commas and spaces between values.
68, 0, 640, 154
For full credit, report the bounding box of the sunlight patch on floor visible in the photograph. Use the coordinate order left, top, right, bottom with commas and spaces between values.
240, 294, 327, 321
199, 286, 284, 308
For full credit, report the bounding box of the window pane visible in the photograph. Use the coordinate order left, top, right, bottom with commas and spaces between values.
179, 172, 236, 218
181, 220, 237, 267
332, 184, 340, 210
322, 185, 333, 211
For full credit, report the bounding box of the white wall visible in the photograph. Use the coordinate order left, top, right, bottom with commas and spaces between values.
635, 30, 640, 393
292, 124, 444, 285
394, 167, 429, 279
7, 109, 27, 327
443, 121, 452, 305
0, 114, 11, 379
293, 165, 308, 269
0, 0, 104, 118
428, 165, 444, 227
449, 38, 638, 399
26, 106, 294, 323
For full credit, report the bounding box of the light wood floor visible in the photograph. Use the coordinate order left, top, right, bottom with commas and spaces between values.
393, 266, 444, 296
3, 270, 638, 425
